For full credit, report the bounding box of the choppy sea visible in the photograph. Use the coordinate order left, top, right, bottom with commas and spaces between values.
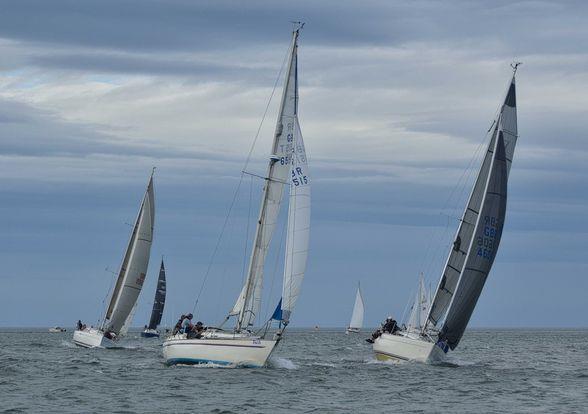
0, 328, 586, 413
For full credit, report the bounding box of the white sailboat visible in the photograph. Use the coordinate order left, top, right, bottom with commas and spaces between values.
346, 283, 365, 334
163, 25, 310, 368
73, 172, 155, 348
373, 65, 520, 363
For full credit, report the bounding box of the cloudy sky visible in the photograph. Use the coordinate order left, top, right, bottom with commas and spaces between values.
1, 0, 587, 328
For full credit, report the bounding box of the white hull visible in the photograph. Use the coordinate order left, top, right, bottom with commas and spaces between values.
48, 327, 66, 333
346, 327, 360, 334
73, 328, 116, 348
163, 333, 278, 368
373, 332, 447, 363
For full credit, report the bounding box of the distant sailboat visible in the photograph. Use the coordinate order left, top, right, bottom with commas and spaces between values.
373, 65, 520, 363
163, 25, 310, 368
141, 259, 167, 338
346, 283, 365, 334
49, 327, 66, 333
73, 172, 155, 348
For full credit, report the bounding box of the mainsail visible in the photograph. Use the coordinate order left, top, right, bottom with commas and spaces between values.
103, 174, 155, 335
407, 274, 429, 332
425, 71, 518, 350
148, 259, 167, 330
348, 284, 365, 330
232, 28, 303, 330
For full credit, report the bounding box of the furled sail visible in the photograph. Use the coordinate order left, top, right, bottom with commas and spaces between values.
103, 174, 155, 335
348, 284, 365, 330
425, 73, 518, 349
148, 260, 167, 330
232, 29, 301, 330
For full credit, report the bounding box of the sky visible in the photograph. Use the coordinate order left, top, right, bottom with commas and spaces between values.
0, 0, 587, 328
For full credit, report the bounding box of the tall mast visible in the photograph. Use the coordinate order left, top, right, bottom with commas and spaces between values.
235, 27, 302, 330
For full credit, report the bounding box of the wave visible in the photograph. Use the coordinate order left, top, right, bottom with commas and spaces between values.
269, 357, 297, 370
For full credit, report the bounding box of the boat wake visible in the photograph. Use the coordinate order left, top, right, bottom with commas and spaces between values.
268, 357, 297, 370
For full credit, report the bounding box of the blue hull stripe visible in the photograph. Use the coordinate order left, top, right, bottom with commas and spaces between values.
166, 358, 261, 368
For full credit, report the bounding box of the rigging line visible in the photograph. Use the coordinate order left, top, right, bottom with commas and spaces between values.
190, 42, 291, 316
191, 175, 245, 314
240, 44, 291, 174
241, 175, 254, 286
213, 199, 238, 324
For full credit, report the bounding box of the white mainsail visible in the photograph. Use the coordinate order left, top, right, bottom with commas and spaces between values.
232, 29, 304, 330
103, 174, 155, 335
425, 72, 518, 350
407, 274, 429, 332
348, 284, 365, 330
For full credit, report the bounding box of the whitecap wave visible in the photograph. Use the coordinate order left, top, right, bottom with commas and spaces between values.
269, 357, 297, 370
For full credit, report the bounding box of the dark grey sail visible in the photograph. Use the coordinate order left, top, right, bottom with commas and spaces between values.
425, 70, 519, 350
147, 260, 166, 330
440, 131, 508, 349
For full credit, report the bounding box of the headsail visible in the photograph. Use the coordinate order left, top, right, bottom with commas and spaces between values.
280, 116, 311, 322
348, 284, 365, 330
103, 173, 155, 335
148, 259, 167, 330
232, 28, 302, 330
425, 70, 518, 349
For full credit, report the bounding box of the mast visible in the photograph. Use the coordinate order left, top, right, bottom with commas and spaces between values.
233, 27, 302, 331
424, 67, 518, 347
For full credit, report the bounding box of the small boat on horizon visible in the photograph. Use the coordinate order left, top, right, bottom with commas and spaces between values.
73, 172, 155, 348
141, 259, 167, 338
346, 283, 364, 334
163, 25, 310, 368
372, 64, 521, 363
48, 327, 66, 333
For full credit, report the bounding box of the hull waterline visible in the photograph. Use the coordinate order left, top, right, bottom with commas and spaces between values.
372, 333, 446, 363
163, 334, 278, 368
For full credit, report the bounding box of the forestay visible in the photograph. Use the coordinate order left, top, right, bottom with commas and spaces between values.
103, 175, 155, 335
148, 260, 167, 330
348, 284, 365, 330
232, 29, 301, 329
425, 74, 518, 350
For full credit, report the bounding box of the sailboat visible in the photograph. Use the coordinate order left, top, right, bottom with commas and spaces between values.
346, 283, 365, 334
73, 172, 155, 348
163, 25, 310, 368
141, 259, 167, 338
373, 65, 520, 363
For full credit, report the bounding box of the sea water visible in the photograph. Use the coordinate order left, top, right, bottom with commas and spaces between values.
0, 328, 586, 413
